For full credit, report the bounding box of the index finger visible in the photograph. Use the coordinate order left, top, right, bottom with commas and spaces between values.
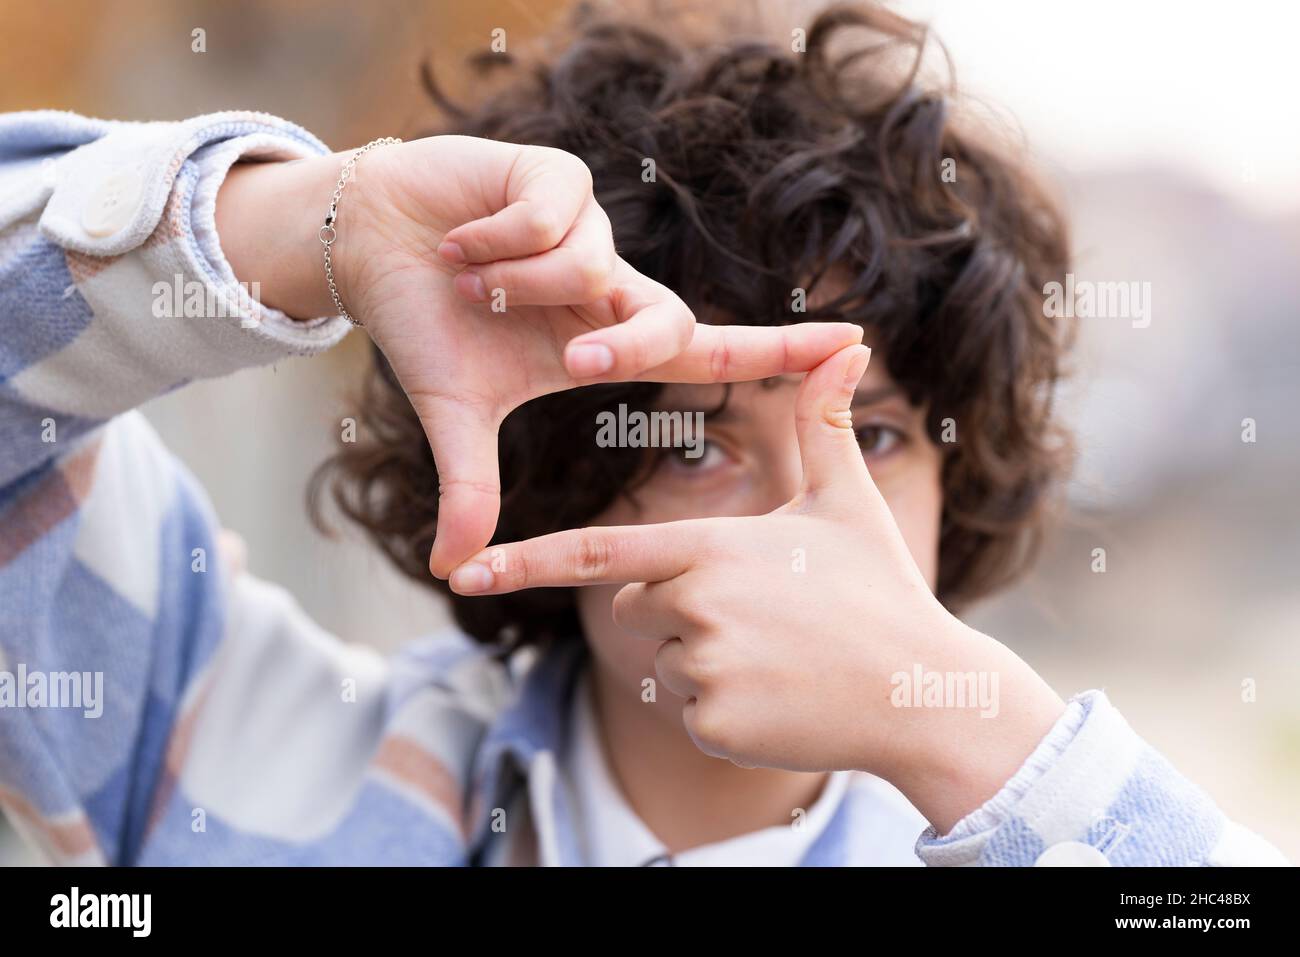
646, 320, 865, 383
447, 521, 703, 595
565, 309, 865, 386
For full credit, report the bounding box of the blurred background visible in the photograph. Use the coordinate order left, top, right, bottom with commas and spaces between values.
1, 0, 1297, 863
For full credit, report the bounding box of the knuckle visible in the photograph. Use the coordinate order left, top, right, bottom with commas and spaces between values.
708, 331, 732, 381
676, 605, 707, 634
823, 405, 854, 430
570, 531, 614, 582
560, 150, 595, 193
686, 700, 732, 756
437, 475, 502, 497
793, 405, 819, 435
684, 647, 721, 687
610, 583, 642, 628
501, 549, 531, 591
619, 326, 650, 372
671, 303, 694, 352
574, 255, 611, 300
526, 206, 565, 248
653, 637, 677, 673
676, 602, 712, 633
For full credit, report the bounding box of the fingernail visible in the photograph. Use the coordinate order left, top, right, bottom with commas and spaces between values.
456, 271, 487, 302
844, 346, 871, 388
437, 241, 466, 265
567, 342, 615, 377
450, 562, 494, 594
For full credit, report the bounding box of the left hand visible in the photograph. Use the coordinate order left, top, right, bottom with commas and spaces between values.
447, 343, 1066, 832
216, 137, 864, 576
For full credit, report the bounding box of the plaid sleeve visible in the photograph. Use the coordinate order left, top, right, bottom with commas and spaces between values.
0, 110, 349, 863
914, 690, 1289, 866
0, 109, 351, 491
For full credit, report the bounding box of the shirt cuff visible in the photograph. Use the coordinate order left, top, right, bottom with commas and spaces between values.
914, 689, 1229, 866
39, 109, 351, 354
929, 694, 1089, 844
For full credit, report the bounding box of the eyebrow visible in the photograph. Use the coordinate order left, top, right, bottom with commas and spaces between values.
651, 399, 737, 423
851, 386, 904, 408
652, 384, 906, 421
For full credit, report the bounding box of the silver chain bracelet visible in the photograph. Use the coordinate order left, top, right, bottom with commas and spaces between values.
319, 137, 402, 327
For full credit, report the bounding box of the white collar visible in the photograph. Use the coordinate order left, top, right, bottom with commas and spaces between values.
560, 669, 851, 867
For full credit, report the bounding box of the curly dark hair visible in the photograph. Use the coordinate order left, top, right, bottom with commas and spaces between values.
310, 1, 1074, 655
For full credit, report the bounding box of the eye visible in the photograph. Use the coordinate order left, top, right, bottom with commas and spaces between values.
659, 439, 730, 474
854, 423, 905, 460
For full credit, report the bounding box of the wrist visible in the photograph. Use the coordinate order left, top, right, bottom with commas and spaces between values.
214, 152, 360, 321
877, 619, 1067, 835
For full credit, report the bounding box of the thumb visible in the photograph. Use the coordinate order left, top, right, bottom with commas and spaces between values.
794, 344, 873, 500
418, 399, 503, 579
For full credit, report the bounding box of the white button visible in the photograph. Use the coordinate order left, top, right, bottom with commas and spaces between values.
1034, 841, 1111, 866
82, 169, 144, 237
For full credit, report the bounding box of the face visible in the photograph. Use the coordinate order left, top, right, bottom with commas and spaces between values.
576, 342, 946, 708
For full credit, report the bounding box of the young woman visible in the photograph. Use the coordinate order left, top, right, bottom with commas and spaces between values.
0, 3, 1285, 866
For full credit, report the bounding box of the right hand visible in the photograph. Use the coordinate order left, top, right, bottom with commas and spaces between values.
445, 344, 1067, 833
218, 135, 864, 576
